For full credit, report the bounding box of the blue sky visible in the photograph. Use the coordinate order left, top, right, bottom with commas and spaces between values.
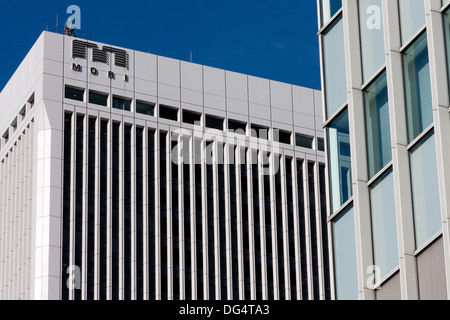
0, 1, 320, 91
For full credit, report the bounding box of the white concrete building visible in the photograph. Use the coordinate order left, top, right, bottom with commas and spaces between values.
0, 31, 327, 300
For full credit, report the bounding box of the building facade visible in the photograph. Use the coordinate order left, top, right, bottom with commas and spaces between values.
318, 0, 450, 300
0, 31, 329, 300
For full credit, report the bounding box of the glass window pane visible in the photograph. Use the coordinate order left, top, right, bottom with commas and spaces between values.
321, 0, 342, 26
398, 0, 426, 45
359, 0, 385, 82
370, 171, 399, 282
364, 72, 391, 178
65, 86, 84, 102
296, 134, 314, 149
323, 17, 348, 119
410, 133, 442, 249
444, 8, 450, 91
89, 91, 108, 106
136, 101, 155, 116
113, 96, 131, 111
333, 206, 358, 300
327, 110, 352, 213
318, 138, 325, 152
403, 32, 433, 143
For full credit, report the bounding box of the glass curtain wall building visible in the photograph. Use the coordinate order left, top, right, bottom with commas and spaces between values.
318, 0, 450, 300
0, 31, 330, 300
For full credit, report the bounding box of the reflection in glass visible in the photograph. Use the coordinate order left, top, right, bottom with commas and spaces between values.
359, 0, 385, 82
403, 33, 433, 143
398, 0, 426, 45
365, 72, 391, 178
327, 110, 352, 213
370, 171, 398, 283
321, 0, 342, 26
332, 206, 358, 300
410, 133, 442, 249
323, 17, 348, 118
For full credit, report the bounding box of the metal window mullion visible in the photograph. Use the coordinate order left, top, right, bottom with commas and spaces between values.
235, 147, 244, 300
106, 120, 113, 300
154, 130, 161, 300
81, 116, 89, 300
201, 139, 208, 300
212, 141, 221, 300
179, 134, 185, 300
166, 132, 173, 300
131, 125, 137, 300
223, 144, 233, 300
94, 116, 101, 300
142, 128, 149, 300
69, 113, 77, 301
189, 134, 196, 300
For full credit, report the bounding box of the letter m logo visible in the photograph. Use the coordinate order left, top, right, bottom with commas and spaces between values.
72, 40, 129, 69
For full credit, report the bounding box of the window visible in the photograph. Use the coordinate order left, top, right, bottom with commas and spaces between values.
65, 86, 84, 102
159, 105, 179, 121
206, 115, 224, 130
359, 0, 385, 82
332, 206, 358, 300
364, 72, 391, 178
398, 0, 426, 45
318, 138, 325, 152
251, 124, 269, 139
10, 117, 17, 133
3, 130, 9, 144
320, 0, 342, 26
410, 133, 442, 249
228, 119, 247, 134
113, 96, 131, 111
403, 32, 433, 143
296, 134, 314, 149
28, 94, 35, 108
444, 8, 450, 91
327, 110, 352, 213
370, 170, 399, 282
323, 16, 347, 118
89, 91, 108, 106
183, 110, 202, 125
136, 101, 155, 116
275, 129, 292, 145
19, 106, 26, 120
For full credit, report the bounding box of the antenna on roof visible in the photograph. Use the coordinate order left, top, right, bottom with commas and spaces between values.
190, 49, 192, 63
56, 14, 58, 33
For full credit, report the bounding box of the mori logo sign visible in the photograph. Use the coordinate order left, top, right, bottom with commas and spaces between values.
71, 40, 129, 81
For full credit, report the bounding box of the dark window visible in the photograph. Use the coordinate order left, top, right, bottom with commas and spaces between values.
113, 96, 131, 111
2, 130, 9, 144
206, 115, 224, 130
286, 158, 297, 300
148, 130, 156, 300
75, 115, 84, 301
297, 160, 308, 300
308, 162, 320, 300
183, 137, 192, 300
10, 118, 17, 132
124, 125, 132, 300
319, 164, 331, 300
228, 119, 247, 134
194, 139, 204, 300
160, 131, 168, 300
136, 128, 144, 300
100, 120, 108, 300
276, 130, 292, 145
112, 122, 120, 300
275, 155, 285, 300
87, 118, 96, 300
296, 134, 314, 149
65, 86, 84, 102
136, 101, 155, 116
241, 148, 251, 299
159, 105, 179, 121
19, 106, 26, 120
206, 142, 215, 299
264, 152, 274, 300
183, 110, 202, 125
28, 94, 35, 108
229, 146, 239, 299
251, 124, 269, 139
89, 91, 108, 106
252, 151, 263, 299
172, 135, 180, 300
62, 113, 72, 301
318, 138, 325, 152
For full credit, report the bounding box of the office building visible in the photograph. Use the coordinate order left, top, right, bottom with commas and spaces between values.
317, 0, 450, 300
0, 31, 329, 300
